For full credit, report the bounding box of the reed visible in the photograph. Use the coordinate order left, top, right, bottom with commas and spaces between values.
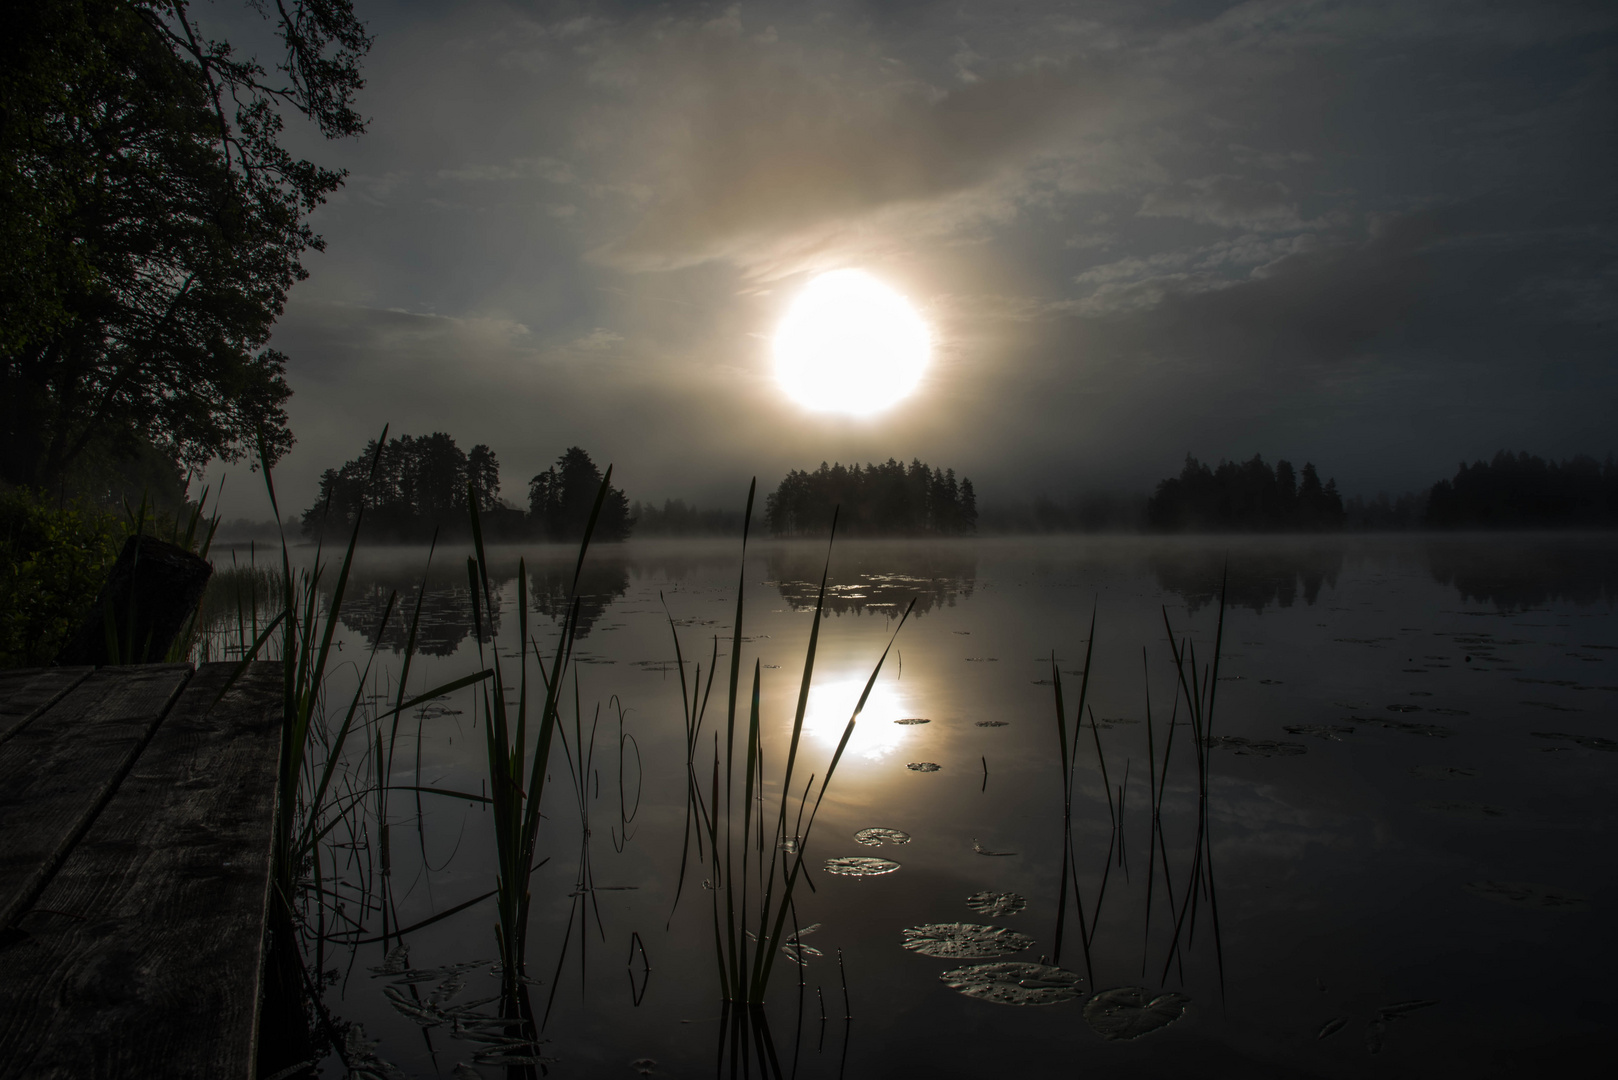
465, 469, 615, 1006
665, 489, 913, 1004
1155, 572, 1228, 994
1048, 609, 1099, 985
228, 430, 491, 924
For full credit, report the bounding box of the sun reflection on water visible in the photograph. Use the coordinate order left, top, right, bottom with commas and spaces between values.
803, 676, 916, 761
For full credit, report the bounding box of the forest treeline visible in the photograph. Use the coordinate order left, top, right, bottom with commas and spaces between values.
303, 435, 629, 543
1147, 455, 1346, 532
630, 499, 745, 537
299, 438, 1615, 543
1140, 450, 1617, 532
1424, 452, 1618, 529
764, 459, 977, 536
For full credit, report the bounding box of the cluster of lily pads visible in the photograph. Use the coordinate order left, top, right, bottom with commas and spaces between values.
903, 888, 1190, 1039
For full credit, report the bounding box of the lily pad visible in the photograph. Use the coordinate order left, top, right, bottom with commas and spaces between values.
975, 720, 1010, 728
1284, 724, 1354, 741
902, 922, 1034, 958
823, 856, 900, 877
1411, 765, 1478, 779
939, 962, 1084, 1006
1421, 801, 1507, 818
1532, 732, 1618, 752
895, 718, 930, 725
1083, 987, 1192, 1040
1351, 717, 1456, 738
1463, 880, 1590, 910
854, 827, 911, 847
1316, 1016, 1347, 1039
965, 891, 1027, 916
1204, 735, 1306, 757
779, 942, 824, 966
907, 762, 942, 772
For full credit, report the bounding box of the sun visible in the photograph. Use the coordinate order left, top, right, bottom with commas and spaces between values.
773, 269, 931, 415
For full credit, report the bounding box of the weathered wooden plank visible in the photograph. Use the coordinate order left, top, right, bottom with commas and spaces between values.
0, 662, 282, 1080
0, 668, 93, 747
0, 664, 193, 932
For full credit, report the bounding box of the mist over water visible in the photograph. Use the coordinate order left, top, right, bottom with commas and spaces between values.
239, 534, 1616, 1077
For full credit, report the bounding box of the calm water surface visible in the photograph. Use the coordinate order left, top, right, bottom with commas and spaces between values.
254, 535, 1617, 1078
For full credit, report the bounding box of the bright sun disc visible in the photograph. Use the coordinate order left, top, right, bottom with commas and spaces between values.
774, 269, 930, 415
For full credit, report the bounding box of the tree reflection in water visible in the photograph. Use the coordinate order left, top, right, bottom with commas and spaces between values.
1427, 536, 1618, 610
765, 542, 976, 618
1151, 544, 1343, 614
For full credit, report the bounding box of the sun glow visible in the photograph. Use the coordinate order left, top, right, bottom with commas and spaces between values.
803, 676, 915, 761
773, 269, 930, 415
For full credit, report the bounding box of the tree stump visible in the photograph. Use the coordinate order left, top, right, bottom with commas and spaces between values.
55, 536, 212, 666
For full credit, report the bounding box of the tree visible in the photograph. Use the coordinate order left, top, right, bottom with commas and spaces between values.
763, 458, 978, 536
1147, 454, 1344, 531
1425, 452, 1618, 528
1, 0, 370, 490
467, 444, 501, 511
528, 448, 631, 542
303, 431, 472, 542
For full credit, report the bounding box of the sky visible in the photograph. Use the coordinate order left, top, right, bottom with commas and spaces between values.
209, 0, 1617, 519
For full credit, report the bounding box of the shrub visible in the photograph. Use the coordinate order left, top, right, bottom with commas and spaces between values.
0, 488, 125, 666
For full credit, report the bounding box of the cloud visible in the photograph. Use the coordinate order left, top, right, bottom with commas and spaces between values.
572, 14, 1119, 277
1138, 174, 1304, 231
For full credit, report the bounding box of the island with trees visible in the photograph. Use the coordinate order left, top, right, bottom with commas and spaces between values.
765, 459, 977, 536
1146, 454, 1346, 532
302, 436, 630, 543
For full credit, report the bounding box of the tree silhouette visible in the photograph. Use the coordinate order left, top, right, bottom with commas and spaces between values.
2, 0, 370, 489
1147, 454, 1345, 532
528, 447, 631, 542
1425, 452, 1618, 528
764, 458, 978, 536
467, 444, 501, 511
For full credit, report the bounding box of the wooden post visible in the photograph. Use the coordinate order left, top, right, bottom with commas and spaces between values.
55, 536, 212, 666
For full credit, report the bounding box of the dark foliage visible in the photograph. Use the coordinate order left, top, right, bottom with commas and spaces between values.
528, 447, 631, 542
1147, 454, 1345, 532
764, 458, 977, 536
0, 488, 126, 665
303, 432, 510, 542
1, 0, 369, 489
1424, 452, 1618, 529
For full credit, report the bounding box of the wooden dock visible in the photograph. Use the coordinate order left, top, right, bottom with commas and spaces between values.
0, 662, 283, 1080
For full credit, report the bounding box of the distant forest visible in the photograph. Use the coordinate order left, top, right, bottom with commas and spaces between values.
300, 439, 1615, 543
1147, 455, 1346, 532
630, 499, 744, 537
304, 435, 628, 543
1139, 450, 1617, 533
1424, 452, 1618, 529
765, 459, 977, 536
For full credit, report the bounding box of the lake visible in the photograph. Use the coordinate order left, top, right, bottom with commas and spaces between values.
232, 533, 1616, 1078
